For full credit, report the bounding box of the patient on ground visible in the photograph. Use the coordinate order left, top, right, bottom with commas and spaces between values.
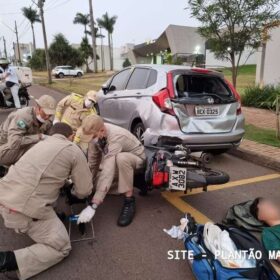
250, 197, 280, 263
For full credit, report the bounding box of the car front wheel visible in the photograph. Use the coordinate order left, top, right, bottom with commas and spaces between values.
77, 72, 82, 77
132, 122, 145, 144
58, 73, 64, 78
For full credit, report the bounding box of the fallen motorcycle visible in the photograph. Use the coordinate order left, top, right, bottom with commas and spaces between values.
134, 144, 230, 195
0, 83, 30, 108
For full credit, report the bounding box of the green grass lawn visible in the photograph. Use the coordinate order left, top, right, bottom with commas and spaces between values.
33, 64, 256, 95
33, 71, 112, 95
222, 64, 256, 95
244, 124, 280, 148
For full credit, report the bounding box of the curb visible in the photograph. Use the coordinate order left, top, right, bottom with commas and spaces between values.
229, 147, 280, 172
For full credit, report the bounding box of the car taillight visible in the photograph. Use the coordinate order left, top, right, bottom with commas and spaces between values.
152, 89, 175, 115
192, 68, 212, 74
225, 80, 242, 115
152, 72, 175, 115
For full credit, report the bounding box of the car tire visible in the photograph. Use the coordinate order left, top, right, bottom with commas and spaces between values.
132, 122, 145, 144
210, 149, 230, 155
77, 72, 82, 77
58, 73, 64, 78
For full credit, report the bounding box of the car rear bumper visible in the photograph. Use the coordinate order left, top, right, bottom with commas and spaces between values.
143, 114, 245, 151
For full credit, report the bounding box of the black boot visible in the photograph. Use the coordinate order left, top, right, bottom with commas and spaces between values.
0, 166, 7, 178
117, 196, 136, 227
0, 251, 18, 272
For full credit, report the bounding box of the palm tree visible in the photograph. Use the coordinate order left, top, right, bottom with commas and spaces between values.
21, 6, 41, 52
86, 26, 105, 71
97, 12, 117, 71
73, 13, 90, 38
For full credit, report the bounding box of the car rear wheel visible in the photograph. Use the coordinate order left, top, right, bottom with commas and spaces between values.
132, 122, 145, 144
58, 73, 64, 79
77, 72, 82, 77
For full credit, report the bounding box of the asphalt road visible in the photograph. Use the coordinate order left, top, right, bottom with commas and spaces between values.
0, 85, 279, 280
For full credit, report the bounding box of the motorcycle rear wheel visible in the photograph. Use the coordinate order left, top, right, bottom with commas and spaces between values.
189, 168, 230, 185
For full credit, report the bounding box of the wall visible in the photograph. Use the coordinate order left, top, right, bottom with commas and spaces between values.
205, 48, 257, 68
89, 45, 125, 71
72, 43, 125, 71
256, 27, 280, 86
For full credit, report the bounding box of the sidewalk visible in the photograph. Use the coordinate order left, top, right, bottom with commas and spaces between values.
230, 139, 280, 172
242, 107, 277, 130
231, 107, 280, 171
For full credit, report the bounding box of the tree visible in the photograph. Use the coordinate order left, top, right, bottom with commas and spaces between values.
28, 49, 46, 70
97, 12, 118, 71
122, 58, 131, 68
73, 13, 90, 38
79, 36, 97, 72
188, 0, 280, 88
21, 6, 41, 51
49, 33, 83, 67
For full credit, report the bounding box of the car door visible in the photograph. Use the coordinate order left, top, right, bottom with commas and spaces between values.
66, 66, 73, 76
112, 67, 155, 129
98, 68, 132, 126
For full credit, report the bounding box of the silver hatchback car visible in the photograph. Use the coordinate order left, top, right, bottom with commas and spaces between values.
97, 64, 245, 153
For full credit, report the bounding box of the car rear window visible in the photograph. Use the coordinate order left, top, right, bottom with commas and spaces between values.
174, 75, 232, 98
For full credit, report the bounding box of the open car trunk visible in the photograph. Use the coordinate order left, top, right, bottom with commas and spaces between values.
171, 71, 238, 134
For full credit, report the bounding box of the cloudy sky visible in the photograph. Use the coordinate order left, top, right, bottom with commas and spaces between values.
0, 0, 199, 56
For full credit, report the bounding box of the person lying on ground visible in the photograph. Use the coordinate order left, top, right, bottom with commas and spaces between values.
250, 197, 280, 263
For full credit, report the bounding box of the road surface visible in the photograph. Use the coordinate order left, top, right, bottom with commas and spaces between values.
0, 85, 279, 280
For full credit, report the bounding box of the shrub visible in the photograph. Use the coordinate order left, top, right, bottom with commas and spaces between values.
122, 58, 131, 68
28, 49, 46, 71
242, 85, 280, 111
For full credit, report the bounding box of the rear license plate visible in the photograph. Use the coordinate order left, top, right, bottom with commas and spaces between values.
169, 167, 187, 191
195, 106, 219, 116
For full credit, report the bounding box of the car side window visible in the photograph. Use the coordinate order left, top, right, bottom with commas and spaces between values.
147, 69, 157, 88
126, 68, 151, 90
109, 69, 131, 91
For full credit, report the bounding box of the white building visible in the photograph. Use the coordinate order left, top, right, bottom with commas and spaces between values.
121, 24, 257, 68
72, 43, 125, 71
205, 48, 257, 68
256, 26, 280, 86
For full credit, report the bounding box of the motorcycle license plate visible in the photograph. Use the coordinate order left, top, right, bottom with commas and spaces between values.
169, 167, 187, 191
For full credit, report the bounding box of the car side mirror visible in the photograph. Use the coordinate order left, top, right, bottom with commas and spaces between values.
109, 85, 116, 92
102, 85, 109, 94
102, 84, 116, 94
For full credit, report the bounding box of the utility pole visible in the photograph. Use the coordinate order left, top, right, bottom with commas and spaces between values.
88, 0, 98, 73
13, 43, 16, 64
99, 26, 105, 72
15, 21, 21, 66
37, 0, 52, 84
2, 36, 7, 58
